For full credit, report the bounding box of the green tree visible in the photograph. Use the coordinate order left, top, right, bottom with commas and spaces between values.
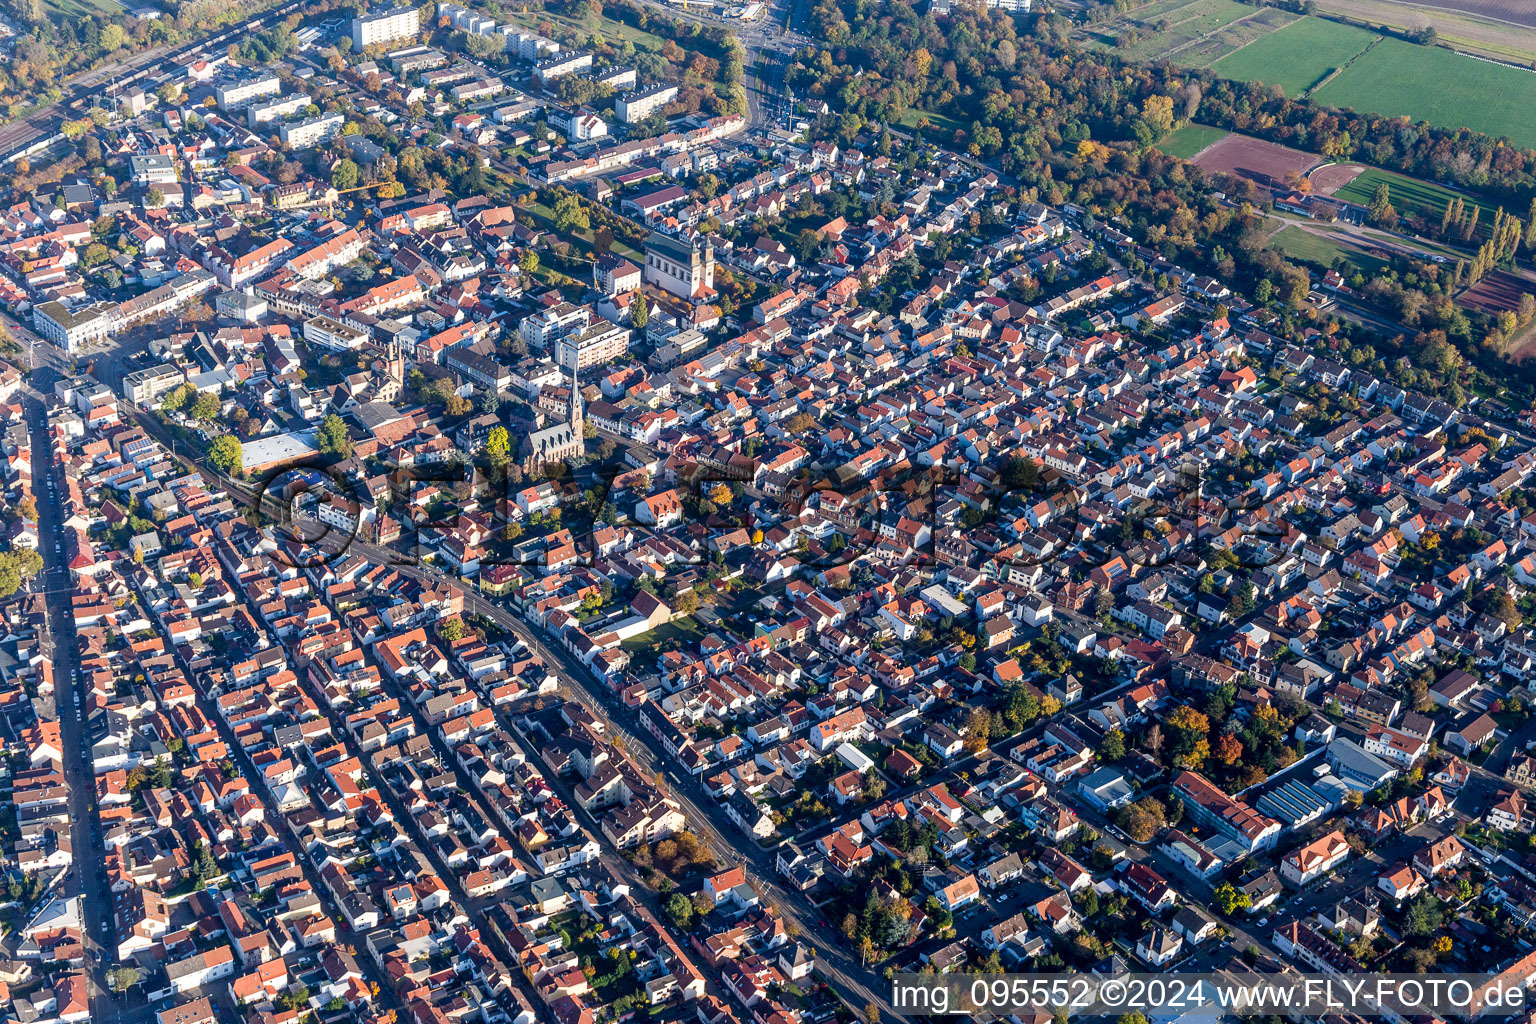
107, 966, 143, 992
665, 891, 694, 929
1213, 881, 1251, 915
436, 618, 467, 644
552, 193, 590, 233
486, 426, 510, 465
630, 300, 648, 331
1098, 729, 1126, 762
1403, 893, 1443, 936
316, 414, 353, 457
207, 435, 242, 475
1115, 796, 1167, 843
331, 158, 360, 191
189, 392, 220, 421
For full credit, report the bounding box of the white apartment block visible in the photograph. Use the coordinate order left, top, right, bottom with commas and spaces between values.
303, 315, 370, 351
533, 50, 592, 86
505, 29, 560, 61
555, 319, 630, 371
33, 301, 120, 353
214, 73, 282, 111
615, 83, 678, 123
353, 5, 421, 52
280, 112, 345, 149
247, 94, 310, 127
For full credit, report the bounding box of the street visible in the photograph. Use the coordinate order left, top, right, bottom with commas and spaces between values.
22, 380, 116, 1024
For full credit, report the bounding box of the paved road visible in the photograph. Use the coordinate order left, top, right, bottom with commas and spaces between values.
23, 386, 117, 1024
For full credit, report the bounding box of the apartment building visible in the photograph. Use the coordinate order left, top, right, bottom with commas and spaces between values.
33, 301, 120, 353
615, 83, 678, 123
214, 73, 282, 111
280, 112, 345, 149
352, 5, 421, 52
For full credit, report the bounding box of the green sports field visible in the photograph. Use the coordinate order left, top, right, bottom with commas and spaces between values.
1331, 166, 1501, 232
1269, 225, 1387, 276
1158, 123, 1229, 159
1313, 38, 1536, 148
1212, 17, 1379, 98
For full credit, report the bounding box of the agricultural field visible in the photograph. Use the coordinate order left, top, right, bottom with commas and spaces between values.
1157, 123, 1229, 159
1084, 0, 1270, 64
1211, 17, 1379, 97
1312, 0, 1536, 61
1084, 2, 1536, 145
1460, 268, 1534, 315
1167, 5, 1299, 67
1312, 38, 1536, 148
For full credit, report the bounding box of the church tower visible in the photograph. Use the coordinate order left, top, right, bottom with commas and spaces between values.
566, 346, 585, 458
386, 336, 405, 388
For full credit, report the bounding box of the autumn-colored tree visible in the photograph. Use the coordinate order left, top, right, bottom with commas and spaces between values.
1115, 797, 1167, 843
1214, 733, 1244, 767
962, 707, 992, 754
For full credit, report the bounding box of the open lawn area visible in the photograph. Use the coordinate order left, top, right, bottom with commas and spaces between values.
1158, 123, 1229, 160
1331, 166, 1499, 235
898, 108, 969, 138
1211, 16, 1378, 97
1270, 225, 1388, 276
45, 0, 122, 15
620, 616, 706, 659
1313, 38, 1536, 147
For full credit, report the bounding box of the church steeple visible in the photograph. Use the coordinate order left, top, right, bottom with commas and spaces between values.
566, 348, 583, 432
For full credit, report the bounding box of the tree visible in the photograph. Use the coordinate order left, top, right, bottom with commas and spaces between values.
331, 158, 360, 191
1115, 796, 1167, 843
665, 892, 694, 929
1368, 182, 1398, 229
963, 706, 992, 753
1140, 95, 1174, 136
630, 300, 648, 331
1213, 881, 1251, 915
107, 966, 143, 992
486, 426, 510, 465
189, 392, 220, 421
1098, 729, 1126, 762
1403, 893, 1443, 936
317, 414, 353, 457
207, 435, 242, 475
552, 193, 590, 233
82, 242, 110, 267
145, 188, 166, 209
436, 618, 467, 644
